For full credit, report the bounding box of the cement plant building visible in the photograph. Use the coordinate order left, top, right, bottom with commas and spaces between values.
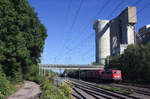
137, 25, 150, 45
93, 7, 137, 64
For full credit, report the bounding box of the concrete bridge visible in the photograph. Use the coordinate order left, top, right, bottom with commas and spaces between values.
39, 64, 104, 70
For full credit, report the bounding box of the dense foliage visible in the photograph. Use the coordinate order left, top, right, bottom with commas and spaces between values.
0, 0, 47, 82
0, 0, 47, 98
108, 43, 150, 83
0, 68, 15, 99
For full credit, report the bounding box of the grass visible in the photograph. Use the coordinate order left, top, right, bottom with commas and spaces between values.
100, 85, 121, 92
14, 81, 25, 91
125, 87, 135, 94
99, 85, 135, 94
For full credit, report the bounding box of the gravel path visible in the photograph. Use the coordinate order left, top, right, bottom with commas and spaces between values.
7, 81, 41, 99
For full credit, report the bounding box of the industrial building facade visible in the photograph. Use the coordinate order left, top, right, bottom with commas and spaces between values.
93, 7, 137, 64
137, 25, 150, 45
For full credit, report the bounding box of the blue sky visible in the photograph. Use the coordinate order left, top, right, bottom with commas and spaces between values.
28, 0, 150, 64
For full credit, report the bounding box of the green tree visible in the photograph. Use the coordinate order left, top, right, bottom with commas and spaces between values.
0, 0, 47, 82
108, 44, 150, 83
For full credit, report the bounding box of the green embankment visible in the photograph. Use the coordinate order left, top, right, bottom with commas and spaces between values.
0, 0, 47, 98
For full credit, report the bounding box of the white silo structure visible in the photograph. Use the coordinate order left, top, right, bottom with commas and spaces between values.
93, 20, 110, 64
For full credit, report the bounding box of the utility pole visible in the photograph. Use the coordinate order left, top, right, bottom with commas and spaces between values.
79, 68, 80, 80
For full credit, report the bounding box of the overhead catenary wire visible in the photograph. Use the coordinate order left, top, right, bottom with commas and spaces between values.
63, 0, 84, 50
64, 0, 73, 30
107, 0, 125, 19
50, 0, 73, 63
56, 0, 150, 63
60, 0, 111, 56
82, 1, 150, 60
61, 0, 125, 58
61, 0, 73, 51
54, 0, 84, 63
132, 0, 143, 6
67, 0, 84, 33
58, 0, 112, 61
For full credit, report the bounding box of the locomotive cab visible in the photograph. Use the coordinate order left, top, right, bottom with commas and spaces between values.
101, 69, 122, 81
112, 70, 122, 80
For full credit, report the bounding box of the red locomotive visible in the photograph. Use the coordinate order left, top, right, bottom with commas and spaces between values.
101, 69, 122, 81
80, 69, 122, 81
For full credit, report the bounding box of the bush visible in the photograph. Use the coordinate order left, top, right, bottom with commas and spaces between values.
40, 79, 67, 99
59, 82, 72, 99
0, 68, 16, 99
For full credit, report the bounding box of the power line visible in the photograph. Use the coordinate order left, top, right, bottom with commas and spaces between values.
61, 0, 73, 52
107, 0, 125, 19
95, 0, 110, 18
57, 0, 112, 63
62, 0, 113, 56
63, 0, 84, 50
64, 0, 73, 30
130, 2, 150, 21
68, 0, 84, 32
82, 1, 150, 59
58, 0, 150, 63
63, 0, 111, 54
54, 0, 84, 63
68, 0, 148, 59
132, 0, 143, 6
64, 0, 84, 50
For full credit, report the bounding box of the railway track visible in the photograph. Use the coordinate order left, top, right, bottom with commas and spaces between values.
78, 78, 150, 96
109, 83, 150, 97
70, 78, 140, 99
72, 87, 87, 99
117, 82, 150, 89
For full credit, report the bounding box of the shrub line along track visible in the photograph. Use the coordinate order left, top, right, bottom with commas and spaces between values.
70, 78, 140, 99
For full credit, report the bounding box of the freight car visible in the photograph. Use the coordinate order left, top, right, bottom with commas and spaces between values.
73, 69, 122, 81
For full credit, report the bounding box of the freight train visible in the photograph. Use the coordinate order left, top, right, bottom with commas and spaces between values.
68, 69, 122, 81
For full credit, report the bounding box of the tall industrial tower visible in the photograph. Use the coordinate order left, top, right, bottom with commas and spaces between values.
93, 7, 137, 64
93, 20, 110, 64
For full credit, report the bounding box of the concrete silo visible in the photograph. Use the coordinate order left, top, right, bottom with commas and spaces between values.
93, 7, 136, 64
93, 20, 110, 64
